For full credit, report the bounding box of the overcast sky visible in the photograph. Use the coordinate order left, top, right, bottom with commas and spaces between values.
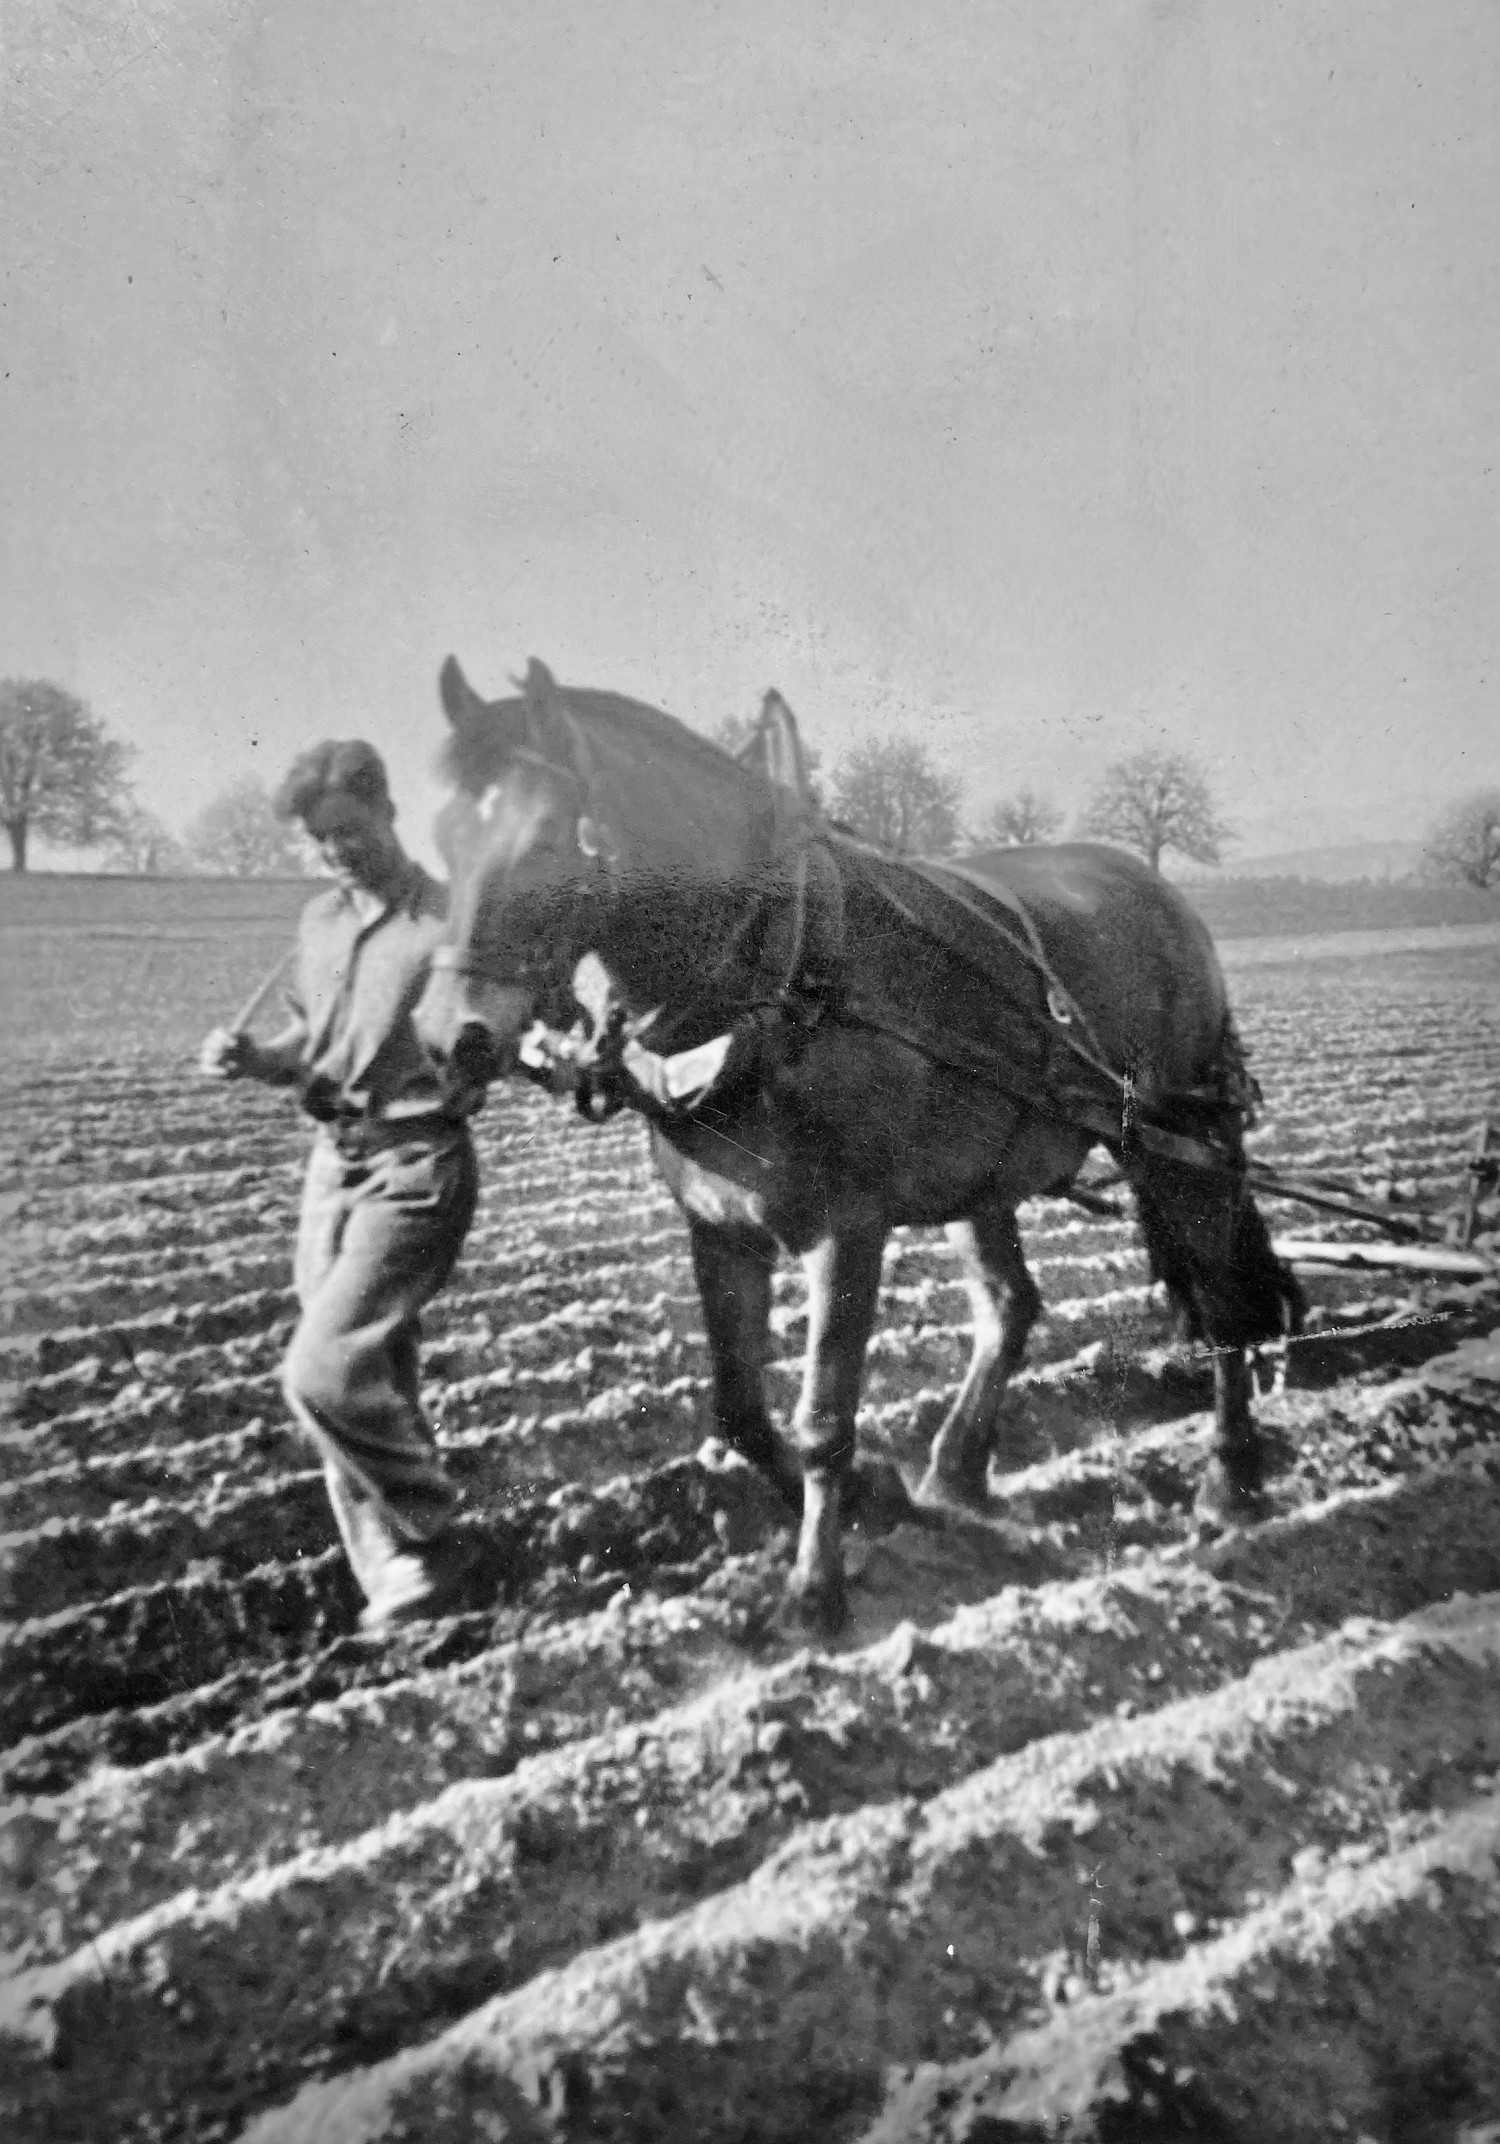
4, 0, 1496, 864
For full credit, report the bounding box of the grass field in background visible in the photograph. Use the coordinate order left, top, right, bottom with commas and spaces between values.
3, 870, 1498, 1065
0, 877, 314, 1063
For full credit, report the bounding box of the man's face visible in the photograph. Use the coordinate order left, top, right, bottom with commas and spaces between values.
302, 793, 401, 893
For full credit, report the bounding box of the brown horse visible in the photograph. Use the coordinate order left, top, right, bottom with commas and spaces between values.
423, 657, 1301, 1634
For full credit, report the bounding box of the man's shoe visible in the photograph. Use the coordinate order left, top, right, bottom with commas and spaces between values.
358, 1537, 485, 1634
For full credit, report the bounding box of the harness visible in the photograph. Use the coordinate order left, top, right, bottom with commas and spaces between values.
523, 827, 1254, 1180
433, 722, 1252, 1180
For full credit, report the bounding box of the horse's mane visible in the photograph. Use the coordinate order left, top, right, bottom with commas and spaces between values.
440, 678, 753, 796
559, 687, 747, 776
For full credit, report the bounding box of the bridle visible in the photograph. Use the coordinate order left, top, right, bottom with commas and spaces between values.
431, 736, 830, 1110
429, 745, 624, 1001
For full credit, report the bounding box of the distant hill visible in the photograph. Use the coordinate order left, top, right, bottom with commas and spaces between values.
1181, 875, 1496, 939
952, 847, 1495, 940
1178, 841, 1424, 884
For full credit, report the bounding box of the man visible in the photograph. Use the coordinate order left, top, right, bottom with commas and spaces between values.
199, 740, 488, 1632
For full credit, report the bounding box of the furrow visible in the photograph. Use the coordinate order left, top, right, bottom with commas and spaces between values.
0, 1472, 332, 1622
863, 1797, 1500, 2142
0, 1422, 303, 1532
8, 1420, 1500, 1981
170, 1597, 1500, 2144
0, 1454, 789, 1747
0, 1589, 760, 1969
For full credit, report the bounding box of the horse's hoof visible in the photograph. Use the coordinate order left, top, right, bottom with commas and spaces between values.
1195, 1457, 1269, 1525
844, 1456, 917, 1535
914, 1463, 990, 1515
784, 1566, 848, 1638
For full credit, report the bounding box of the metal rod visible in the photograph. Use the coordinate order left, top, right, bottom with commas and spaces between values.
1245, 1169, 1430, 1242
1459, 1118, 1495, 1250
230, 946, 296, 1033
1273, 1236, 1498, 1279
1066, 1187, 1129, 1221
1078, 1161, 1433, 1243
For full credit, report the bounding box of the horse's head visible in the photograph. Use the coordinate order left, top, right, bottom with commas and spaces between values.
424, 656, 825, 1081
424, 655, 627, 1073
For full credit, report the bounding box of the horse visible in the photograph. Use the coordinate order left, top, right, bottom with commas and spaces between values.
422, 656, 1303, 1635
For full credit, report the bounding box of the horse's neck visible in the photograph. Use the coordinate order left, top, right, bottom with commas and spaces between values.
584, 742, 767, 1014
595, 869, 763, 1038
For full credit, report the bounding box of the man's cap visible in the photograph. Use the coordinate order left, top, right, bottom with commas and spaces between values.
273, 740, 392, 822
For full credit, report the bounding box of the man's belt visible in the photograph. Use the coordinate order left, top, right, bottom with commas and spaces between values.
322, 1112, 467, 1157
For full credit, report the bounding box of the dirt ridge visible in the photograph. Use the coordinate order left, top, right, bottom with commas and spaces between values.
4, 952, 1499, 2142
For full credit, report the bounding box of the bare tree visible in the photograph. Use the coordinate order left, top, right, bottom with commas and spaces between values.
830, 735, 963, 856
1079, 747, 1233, 874
980, 788, 1063, 846
1422, 788, 1500, 890
186, 777, 316, 878
0, 679, 135, 872
102, 804, 189, 876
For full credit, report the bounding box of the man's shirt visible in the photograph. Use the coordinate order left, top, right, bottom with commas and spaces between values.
283, 863, 458, 1122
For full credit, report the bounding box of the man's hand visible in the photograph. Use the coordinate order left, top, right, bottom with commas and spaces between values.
436, 1023, 512, 1115
198, 1027, 263, 1081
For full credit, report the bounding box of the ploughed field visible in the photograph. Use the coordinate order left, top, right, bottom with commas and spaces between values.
3, 926, 1500, 2142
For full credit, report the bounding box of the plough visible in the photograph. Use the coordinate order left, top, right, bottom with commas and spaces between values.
1074, 1119, 1500, 1282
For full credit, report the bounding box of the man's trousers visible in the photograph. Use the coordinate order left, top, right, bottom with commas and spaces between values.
282, 1126, 478, 1609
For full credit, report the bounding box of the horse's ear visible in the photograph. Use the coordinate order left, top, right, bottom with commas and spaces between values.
510, 658, 567, 760
754, 690, 820, 818
514, 658, 559, 703
439, 656, 487, 727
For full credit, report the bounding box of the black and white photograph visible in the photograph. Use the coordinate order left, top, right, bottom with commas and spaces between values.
3, 3, 1498, 2138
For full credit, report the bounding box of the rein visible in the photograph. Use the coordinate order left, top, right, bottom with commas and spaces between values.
560, 839, 825, 1122
854, 851, 1126, 1105
578, 837, 1254, 1180
439, 730, 1253, 1182
640, 837, 821, 1057
437, 738, 820, 1116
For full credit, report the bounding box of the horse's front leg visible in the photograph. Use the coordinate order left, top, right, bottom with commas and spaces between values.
687, 1217, 805, 1512
787, 1228, 887, 1636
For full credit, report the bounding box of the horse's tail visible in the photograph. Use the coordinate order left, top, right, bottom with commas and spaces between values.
1134, 1168, 1304, 1350
1228, 1189, 1306, 1346
1213, 1007, 1264, 1134
1132, 1009, 1303, 1349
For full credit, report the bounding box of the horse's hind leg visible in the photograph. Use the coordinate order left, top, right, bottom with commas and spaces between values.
1132, 1165, 1302, 1518
786, 1227, 888, 1635
917, 1202, 1041, 1511
688, 1218, 804, 1512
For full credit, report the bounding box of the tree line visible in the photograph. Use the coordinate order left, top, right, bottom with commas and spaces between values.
717, 713, 1499, 887
4, 673, 1497, 888
0, 680, 311, 877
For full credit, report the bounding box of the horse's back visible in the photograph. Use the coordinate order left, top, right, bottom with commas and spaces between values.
944, 842, 1230, 1095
